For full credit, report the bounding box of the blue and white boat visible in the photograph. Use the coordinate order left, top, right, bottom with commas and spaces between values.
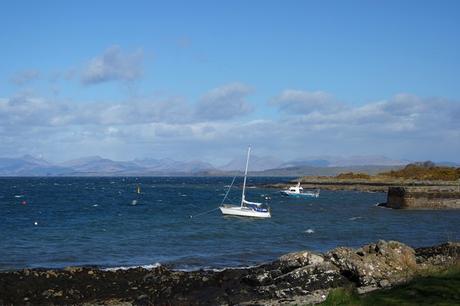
280, 182, 320, 198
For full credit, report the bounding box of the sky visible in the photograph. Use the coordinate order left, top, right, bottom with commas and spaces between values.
1, 0, 459, 164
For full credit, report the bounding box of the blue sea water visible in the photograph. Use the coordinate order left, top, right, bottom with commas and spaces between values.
1, 177, 459, 271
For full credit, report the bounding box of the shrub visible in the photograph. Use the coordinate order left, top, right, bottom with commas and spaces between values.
336, 172, 371, 179
379, 162, 460, 181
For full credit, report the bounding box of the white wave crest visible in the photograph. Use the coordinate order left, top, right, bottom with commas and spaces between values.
102, 262, 161, 271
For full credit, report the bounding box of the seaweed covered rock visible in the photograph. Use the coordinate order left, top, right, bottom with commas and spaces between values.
415, 242, 460, 267
242, 251, 348, 301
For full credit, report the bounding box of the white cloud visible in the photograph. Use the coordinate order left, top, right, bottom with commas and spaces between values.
81, 45, 144, 85
271, 89, 341, 114
9, 70, 40, 85
195, 83, 254, 120
380, 93, 428, 116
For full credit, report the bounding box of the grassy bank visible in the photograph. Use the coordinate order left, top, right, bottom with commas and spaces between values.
318, 265, 460, 306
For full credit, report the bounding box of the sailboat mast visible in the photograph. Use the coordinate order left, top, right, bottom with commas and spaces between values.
241, 146, 251, 207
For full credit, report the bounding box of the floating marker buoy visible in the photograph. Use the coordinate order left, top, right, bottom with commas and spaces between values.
34, 221, 38, 226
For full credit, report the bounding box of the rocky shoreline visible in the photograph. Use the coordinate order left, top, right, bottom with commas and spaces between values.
1, 240, 459, 305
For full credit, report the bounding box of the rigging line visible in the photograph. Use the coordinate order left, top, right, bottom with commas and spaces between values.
220, 175, 236, 206
189, 207, 220, 219
189, 176, 237, 219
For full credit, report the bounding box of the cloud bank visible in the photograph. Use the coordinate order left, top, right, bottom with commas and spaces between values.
1, 74, 459, 162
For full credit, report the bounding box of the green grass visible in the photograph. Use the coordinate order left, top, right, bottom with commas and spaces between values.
317, 266, 460, 306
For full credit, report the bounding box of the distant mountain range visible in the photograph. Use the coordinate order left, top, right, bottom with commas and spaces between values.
217, 155, 409, 172
0, 155, 217, 176
0, 154, 457, 177
0, 155, 71, 176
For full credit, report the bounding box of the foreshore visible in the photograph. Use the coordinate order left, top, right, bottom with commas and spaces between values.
1, 240, 459, 305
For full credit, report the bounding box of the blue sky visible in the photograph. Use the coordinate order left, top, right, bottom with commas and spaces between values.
1, 0, 459, 164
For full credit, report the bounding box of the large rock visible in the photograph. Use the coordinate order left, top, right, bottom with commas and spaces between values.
278, 250, 325, 271
326, 240, 417, 286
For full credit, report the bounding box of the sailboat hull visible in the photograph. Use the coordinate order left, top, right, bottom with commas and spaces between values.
220, 206, 271, 218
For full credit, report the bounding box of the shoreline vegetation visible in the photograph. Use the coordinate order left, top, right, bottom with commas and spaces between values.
0, 240, 458, 305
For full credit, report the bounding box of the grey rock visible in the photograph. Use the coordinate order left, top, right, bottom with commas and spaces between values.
326, 240, 417, 286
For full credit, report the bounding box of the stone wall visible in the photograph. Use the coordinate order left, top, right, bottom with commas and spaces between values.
386, 187, 460, 209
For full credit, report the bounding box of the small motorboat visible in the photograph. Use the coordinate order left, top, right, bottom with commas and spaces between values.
280, 182, 320, 198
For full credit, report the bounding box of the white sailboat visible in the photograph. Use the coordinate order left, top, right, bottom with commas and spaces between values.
220, 147, 271, 218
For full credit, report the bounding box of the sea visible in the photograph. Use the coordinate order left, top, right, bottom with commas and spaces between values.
1, 177, 459, 272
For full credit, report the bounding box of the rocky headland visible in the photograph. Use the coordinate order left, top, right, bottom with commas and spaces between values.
264, 176, 460, 193
266, 162, 460, 192
265, 162, 460, 209
1, 240, 459, 305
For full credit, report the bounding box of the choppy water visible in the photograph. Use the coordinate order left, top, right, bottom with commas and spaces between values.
1, 177, 459, 271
